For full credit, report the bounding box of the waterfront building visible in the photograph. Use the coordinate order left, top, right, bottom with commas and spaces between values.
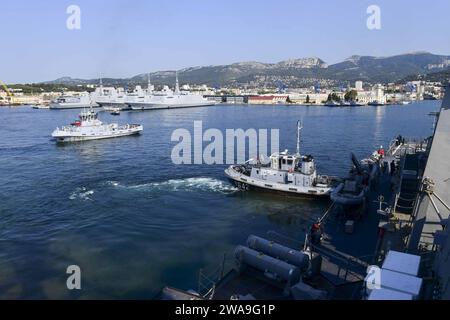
6, 94, 43, 105
355, 81, 363, 91
354, 91, 371, 104
373, 84, 386, 103
287, 93, 328, 104
0, 90, 8, 105
248, 94, 288, 104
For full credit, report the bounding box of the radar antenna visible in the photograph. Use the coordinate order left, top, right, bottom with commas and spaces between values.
147, 73, 152, 93
296, 120, 303, 156
175, 71, 180, 94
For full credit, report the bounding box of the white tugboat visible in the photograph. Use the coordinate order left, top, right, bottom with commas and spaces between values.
225, 121, 335, 197
51, 108, 143, 143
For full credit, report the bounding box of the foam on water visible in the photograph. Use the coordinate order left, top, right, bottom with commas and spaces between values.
104, 181, 120, 187
105, 177, 238, 194
69, 187, 95, 201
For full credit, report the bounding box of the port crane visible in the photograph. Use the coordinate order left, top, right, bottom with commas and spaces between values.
0, 80, 12, 96
0, 80, 13, 104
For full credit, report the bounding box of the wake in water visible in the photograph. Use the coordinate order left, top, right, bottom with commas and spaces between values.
69, 187, 94, 201
104, 177, 238, 194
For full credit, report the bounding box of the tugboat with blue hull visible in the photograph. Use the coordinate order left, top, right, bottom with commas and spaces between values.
225, 121, 335, 197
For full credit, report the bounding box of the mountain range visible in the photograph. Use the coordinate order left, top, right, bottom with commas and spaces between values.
43, 52, 450, 88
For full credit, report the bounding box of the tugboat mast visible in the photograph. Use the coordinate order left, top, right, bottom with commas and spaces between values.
296, 120, 303, 156
175, 71, 180, 94
147, 73, 152, 93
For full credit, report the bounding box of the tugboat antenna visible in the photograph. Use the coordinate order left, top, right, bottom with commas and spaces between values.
296, 120, 303, 156
175, 71, 180, 94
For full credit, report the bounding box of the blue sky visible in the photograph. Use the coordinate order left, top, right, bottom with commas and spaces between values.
1, 0, 450, 83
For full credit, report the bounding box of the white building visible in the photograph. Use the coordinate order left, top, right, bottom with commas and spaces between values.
288, 93, 329, 104
355, 91, 372, 104
370, 84, 387, 104
355, 81, 363, 91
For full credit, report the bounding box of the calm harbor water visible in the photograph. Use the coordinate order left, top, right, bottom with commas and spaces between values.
0, 101, 439, 299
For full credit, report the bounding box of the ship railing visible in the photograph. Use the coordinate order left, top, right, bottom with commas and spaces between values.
390, 146, 429, 250
386, 137, 428, 158
266, 230, 373, 282
266, 230, 305, 250
404, 185, 440, 254
197, 251, 235, 299
387, 139, 402, 157
197, 226, 377, 299
391, 153, 407, 213
60, 125, 78, 132
126, 124, 142, 128
309, 242, 372, 279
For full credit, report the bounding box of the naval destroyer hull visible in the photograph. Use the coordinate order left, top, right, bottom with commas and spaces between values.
129, 101, 215, 110
97, 102, 131, 110
49, 104, 100, 110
